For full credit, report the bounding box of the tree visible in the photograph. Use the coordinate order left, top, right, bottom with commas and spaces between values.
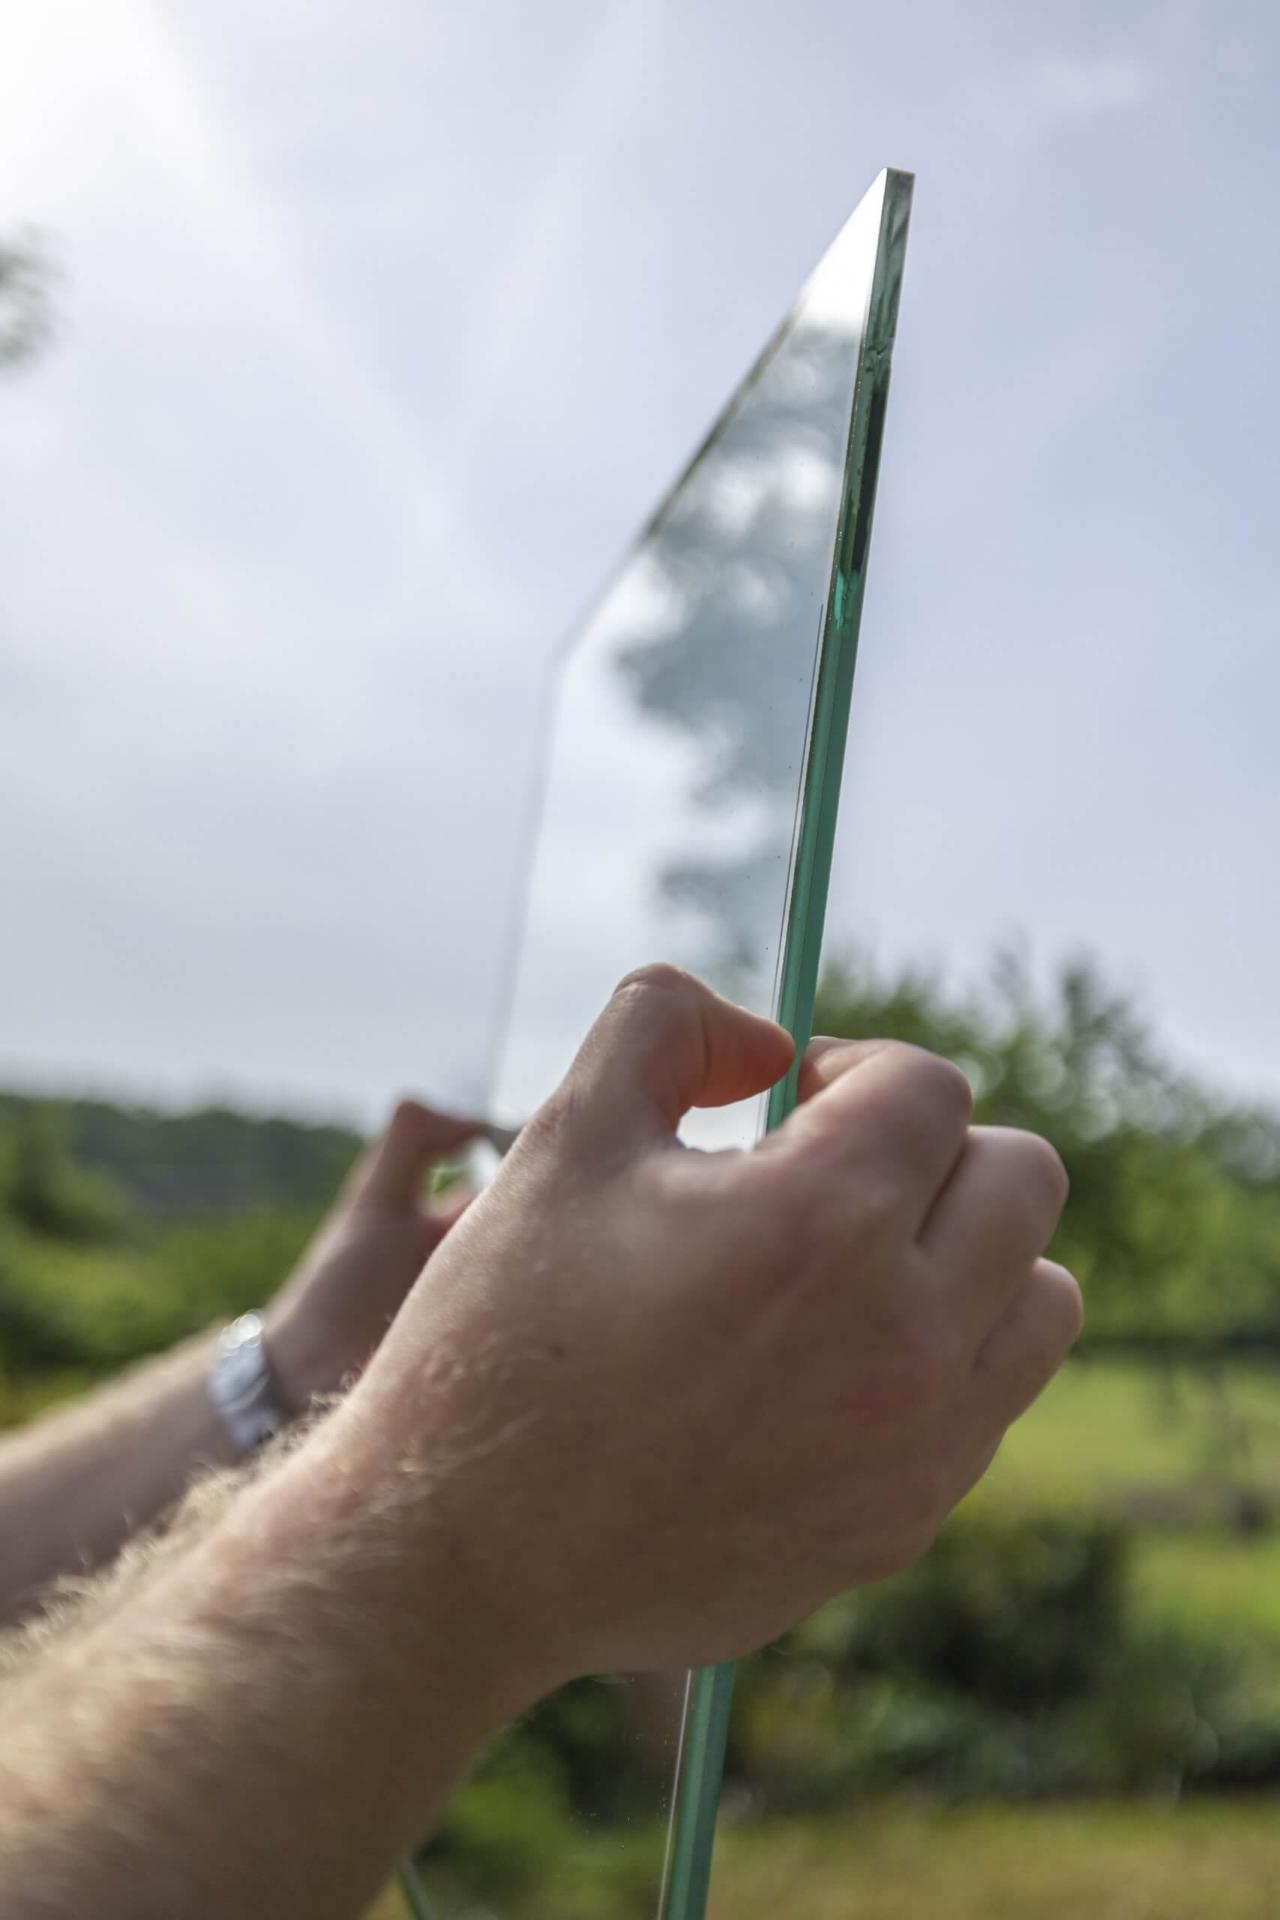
0, 229, 58, 371
816, 947, 1280, 1341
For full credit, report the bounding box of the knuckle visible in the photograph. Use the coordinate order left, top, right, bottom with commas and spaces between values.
926, 1055, 975, 1130
1018, 1133, 1070, 1221
1044, 1262, 1084, 1347
613, 961, 696, 1002
880, 1047, 974, 1146
847, 1167, 904, 1240
886, 1044, 973, 1121
990, 1266, 1084, 1402
765, 1157, 906, 1273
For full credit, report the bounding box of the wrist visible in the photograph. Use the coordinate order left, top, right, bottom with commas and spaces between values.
262, 1294, 371, 1422
308, 1391, 554, 1719
325, 1344, 569, 1719
208, 1312, 293, 1452
259, 1303, 329, 1421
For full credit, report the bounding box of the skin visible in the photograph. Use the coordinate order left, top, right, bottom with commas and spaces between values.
0, 1100, 479, 1624
0, 967, 1080, 1920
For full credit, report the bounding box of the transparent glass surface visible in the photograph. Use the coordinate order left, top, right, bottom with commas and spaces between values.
491, 171, 907, 1150
412, 168, 912, 1920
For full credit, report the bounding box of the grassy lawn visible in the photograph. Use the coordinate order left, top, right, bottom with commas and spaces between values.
975, 1357, 1280, 1516
361, 1801, 1280, 1919
1134, 1528, 1280, 1645
707, 1802, 1280, 1920
353, 1364, 1280, 1918
968, 1357, 1280, 1699
21, 1350, 1280, 1920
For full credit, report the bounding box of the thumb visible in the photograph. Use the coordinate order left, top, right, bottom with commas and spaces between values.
347, 1099, 483, 1209
564, 964, 794, 1147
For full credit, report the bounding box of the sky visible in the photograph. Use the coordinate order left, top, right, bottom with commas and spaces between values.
1, 0, 1279, 1126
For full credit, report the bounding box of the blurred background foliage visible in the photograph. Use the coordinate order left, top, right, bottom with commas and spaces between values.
0, 227, 57, 371
7, 950, 1280, 1917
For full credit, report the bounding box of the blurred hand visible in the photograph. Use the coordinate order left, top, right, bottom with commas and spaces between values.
356, 965, 1081, 1700
265, 1099, 481, 1414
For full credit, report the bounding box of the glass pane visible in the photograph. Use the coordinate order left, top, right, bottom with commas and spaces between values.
491, 169, 907, 1149
414, 168, 912, 1920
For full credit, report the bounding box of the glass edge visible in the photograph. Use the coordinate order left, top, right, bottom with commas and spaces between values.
542, 174, 910, 686
484, 195, 879, 1131
657, 165, 914, 1920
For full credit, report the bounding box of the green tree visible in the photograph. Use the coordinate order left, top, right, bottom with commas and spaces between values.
0, 229, 57, 371
0, 1107, 130, 1244
816, 948, 1280, 1340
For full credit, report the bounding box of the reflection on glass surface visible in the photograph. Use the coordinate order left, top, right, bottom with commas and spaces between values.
491, 174, 898, 1154
413, 172, 910, 1919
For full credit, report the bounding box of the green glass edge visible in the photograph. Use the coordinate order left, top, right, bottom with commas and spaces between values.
658, 166, 914, 1920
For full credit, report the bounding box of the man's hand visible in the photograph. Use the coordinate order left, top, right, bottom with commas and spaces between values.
0, 1098, 479, 1626
265, 1099, 480, 1414
358, 963, 1081, 1694
0, 967, 1080, 1920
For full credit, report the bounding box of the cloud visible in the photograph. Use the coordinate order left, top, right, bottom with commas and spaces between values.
3, 0, 1280, 1125
1033, 50, 1157, 118
0, 0, 555, 1119
973, 43, 1160, 149
447, 0, 662, 448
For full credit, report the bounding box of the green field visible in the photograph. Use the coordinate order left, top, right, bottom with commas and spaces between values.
976, 1357, 1280, 1675
9, 1173, 1280, 1917
708, 1803, 1280, 1920
10, 972, 1280, 1915
360, 1359, 1280, 1920
978, 1356, 1280, 1516
362, 1801, 1280, 1920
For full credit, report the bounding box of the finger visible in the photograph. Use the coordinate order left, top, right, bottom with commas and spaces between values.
348, 1099, 484, 1209
564, 964, 794, 1146
795, 1035, 901, 1103
765, 1037, 973, 1211
968, 1258, 1083, 1431
920, 1126, 1069, 1328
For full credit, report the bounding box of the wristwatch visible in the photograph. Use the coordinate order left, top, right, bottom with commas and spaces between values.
208, 1311, 290, 1455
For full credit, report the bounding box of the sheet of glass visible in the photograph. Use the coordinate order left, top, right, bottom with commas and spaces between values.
490, 170, 908, 1152
415, 168, 912, 1919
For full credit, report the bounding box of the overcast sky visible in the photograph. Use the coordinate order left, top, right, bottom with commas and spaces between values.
1, 0, 1278, 1125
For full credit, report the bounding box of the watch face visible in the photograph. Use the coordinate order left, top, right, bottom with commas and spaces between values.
211, 1316, 268, 1407
222, 1310, 264, 1353
211, 1350, 259, 1406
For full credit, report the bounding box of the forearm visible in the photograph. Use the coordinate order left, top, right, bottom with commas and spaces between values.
0, 1396, 526, 1920
0, 1333, 238, 1624
0, 1097, 482, 1630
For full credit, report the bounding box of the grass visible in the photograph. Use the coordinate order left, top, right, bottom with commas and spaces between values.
1134, 1527, 1280, 1650
359, 1802, 1280, 1920
706, 1802, 1280, 1920
19, 1341, 1280, 1919
975, 1356, 1280, 1516
973, 1357, 1280, 1693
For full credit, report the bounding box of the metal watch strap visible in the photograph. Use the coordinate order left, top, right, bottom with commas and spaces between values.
208, 1311, 289, 1455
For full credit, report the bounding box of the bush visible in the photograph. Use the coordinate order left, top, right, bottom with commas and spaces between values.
840, 1514, 1126, 1708
731, 1514, 1250, 1805
0, 1108, 132, 1244
0, 1211, 317, 1396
